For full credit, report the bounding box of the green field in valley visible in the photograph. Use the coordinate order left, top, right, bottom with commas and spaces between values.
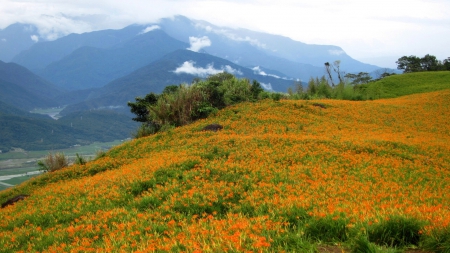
0, 140, 127, 191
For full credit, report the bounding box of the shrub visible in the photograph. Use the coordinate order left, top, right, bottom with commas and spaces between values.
37, 152, 69, 172
74, 153, 87, 165
304, 216, 349, 242
368, 216, 424, 247
132, 122, 159, 138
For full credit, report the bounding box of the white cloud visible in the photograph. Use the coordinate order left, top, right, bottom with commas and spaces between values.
0, 0, 449, 67
1, 38, 6, 42
252, 66, 280, 79
187, 36, 211, 52
196, 23, 266, 48
139, 25, 160, 34
260, 82, 273, 91
30, 35, 39, 42
173, 61, 242, 77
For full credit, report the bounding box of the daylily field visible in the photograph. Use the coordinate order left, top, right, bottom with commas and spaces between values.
1, 84, 449, 252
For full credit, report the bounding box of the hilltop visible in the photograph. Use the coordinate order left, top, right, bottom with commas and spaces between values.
0, 72, 449, 252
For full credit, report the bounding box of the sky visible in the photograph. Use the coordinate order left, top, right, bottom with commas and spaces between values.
1, 0, 449, 68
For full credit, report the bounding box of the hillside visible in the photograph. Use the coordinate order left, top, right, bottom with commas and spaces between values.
1, 79, 449, 252
368, 71, 450, 98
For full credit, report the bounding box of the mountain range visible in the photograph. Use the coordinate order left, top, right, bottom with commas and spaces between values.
0, 15, 391, 151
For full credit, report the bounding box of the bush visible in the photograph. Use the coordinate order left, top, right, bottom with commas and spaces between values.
37, 152, 69, 172
132, 122, 159, 138
368, 216, 424, 247
304, 216, 349, 242
74, 153, 87, 165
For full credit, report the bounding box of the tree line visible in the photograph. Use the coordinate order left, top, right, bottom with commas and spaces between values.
396, 54, 450, 73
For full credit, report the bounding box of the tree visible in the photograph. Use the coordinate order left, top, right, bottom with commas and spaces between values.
443, 57, 450, 70
396, 54, 450, 73
250, 80, 264, 100
396, 55, 422, 73
344, 72, 372, 85
324, 60, 345, 87
420, 54, 439, 71
127, 93, 159, 123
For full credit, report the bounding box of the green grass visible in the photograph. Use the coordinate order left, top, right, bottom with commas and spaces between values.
368, 71, 450, 99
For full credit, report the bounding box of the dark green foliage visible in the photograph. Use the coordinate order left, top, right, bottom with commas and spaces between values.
127, 93, 159, 123
304, 216, 349, 242
271, 93, 283, 101
345, 72, 373, 85
250, 80, 264, 100
396, 54, 450, 73
368, 216, 424, 247
129, 73, 267, 138
132, 122, 159, 138
162, 85, 180, 95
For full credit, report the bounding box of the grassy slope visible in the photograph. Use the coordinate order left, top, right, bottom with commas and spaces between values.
369, 71, 450, 98
0, 73, 449, 252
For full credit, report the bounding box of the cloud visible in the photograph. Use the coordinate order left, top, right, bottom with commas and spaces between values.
139, 25, 160, 34
260, 82, 273, 91
1, 38, 6, 42
252, 66, 280, 79
328, 49, 345, 56
173, 61, 242, 77
187, 36, 211, 52
30, 35, 39, 42
196, 23, 266, 48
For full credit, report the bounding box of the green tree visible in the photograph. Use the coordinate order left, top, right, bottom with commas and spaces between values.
420, 54, 439, 71
396, 55, 422, 73
344, 72, 372, 85
442, 57, 450, 70
127, 93, 159, 123
250, 80, 264, 100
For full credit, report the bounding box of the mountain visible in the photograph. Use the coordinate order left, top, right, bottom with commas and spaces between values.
158, 16, 381, 79
11, 25, 147, 72
37, 29, 188, 90
0, 100, 50, 120
0, 61, 63, 111
59, 49, 296, 115
0, 23, 40, 62
9, 16, 385, 88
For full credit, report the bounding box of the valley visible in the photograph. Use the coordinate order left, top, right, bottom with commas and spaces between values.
0, 140, 126, 191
